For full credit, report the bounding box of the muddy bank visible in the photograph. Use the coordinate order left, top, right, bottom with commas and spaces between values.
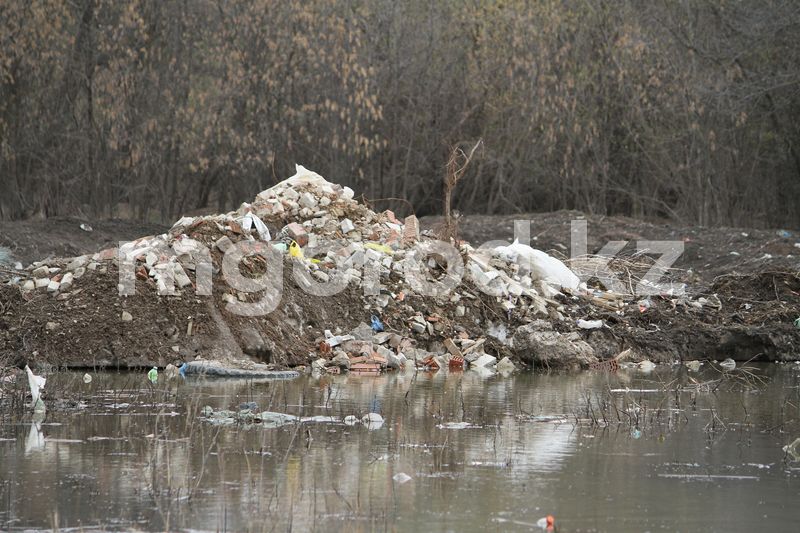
0, 217, 168, 266
2, 171, 799, 371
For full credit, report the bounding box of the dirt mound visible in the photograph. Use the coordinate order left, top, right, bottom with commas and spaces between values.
2, 169, 799, 372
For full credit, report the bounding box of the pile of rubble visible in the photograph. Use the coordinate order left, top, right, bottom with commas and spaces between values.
12, 165, 777, 372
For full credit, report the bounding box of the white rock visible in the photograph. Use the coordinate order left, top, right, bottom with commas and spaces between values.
496, 356, 516, 373
66, 256, 89, 271
472, 354, 497, 368
299, 192, 317, 209
46, 280, 60, 292
60, 273, 74, 291
342, 186, 355, 200
340, 218, 355, 234
121, 311, 133, 322
577, 319, 603, 330
173, 265, 192, 288
22, 280, 36, 291
34, 278, 49, 289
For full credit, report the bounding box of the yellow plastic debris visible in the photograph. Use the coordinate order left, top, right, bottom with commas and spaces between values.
289, 240, 304, 259
364, 242, 393, 255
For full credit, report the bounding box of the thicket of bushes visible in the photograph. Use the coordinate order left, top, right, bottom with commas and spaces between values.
2, 1, 798, 228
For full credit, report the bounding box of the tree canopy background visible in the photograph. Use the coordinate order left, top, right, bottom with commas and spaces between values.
1, 0, 798, 228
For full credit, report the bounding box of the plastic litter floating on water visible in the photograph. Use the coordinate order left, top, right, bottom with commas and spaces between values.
393, 472, 412, 484
83, 373, 92, 384
147, 366, 158, 384
637, 360, 656, 372
719, 358, 736, 371
783, 437, 800, 461
361, 412, 384, 429
536, 515, 555, 530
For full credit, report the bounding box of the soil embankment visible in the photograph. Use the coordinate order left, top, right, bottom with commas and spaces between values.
2, 177, 798, 371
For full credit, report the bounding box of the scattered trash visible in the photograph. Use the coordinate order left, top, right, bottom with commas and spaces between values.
289, 240, 304, 259
685, 360, 702, 372
83, 373, 92, 384
147, 366, 158, 384
577, 319, 603, 330
240, 211, 271, 241
361, 412, 384, 430
24, 365, 46, 412
79, 223, 93, 232
164, 364, 180, 380
631, 428, 642, 439
776, 229, 792, 238
783, 437, 800, 461
493, 240, 580, 290
794, 317, 800, 330
535, 515, 555, 530
239, 401, 259, 412
719, 358, 736, 371
638, 299, 652, 313
180, 360, 299, 380
437, 422, 481, 430
392, 472, 412, 484
370, 315, 384, 332
637, 360, 656, 372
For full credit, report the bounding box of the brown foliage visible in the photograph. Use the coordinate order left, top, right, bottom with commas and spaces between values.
1, 1, 799, 228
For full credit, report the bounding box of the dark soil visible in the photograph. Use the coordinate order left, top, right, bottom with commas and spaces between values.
1, 212, 799, 370
421, 210, 800, 285
0, 217, 169, 266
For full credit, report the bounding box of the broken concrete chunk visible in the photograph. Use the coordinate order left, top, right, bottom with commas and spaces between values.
46, 280, 60, 292
215, 236, 234, 253
512, 323, 597, 368
32, 266, 49, 279
299, 192, 317, 209
471, 354, 497, 368
60, 272, 74, 291
496, 356, 516, 373
331, 351, 351, 370
66, 256, 89, 272
121, 311, 133, 322
340, 218, 355, 234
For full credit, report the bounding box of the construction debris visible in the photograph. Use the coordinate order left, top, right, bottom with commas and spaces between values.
4, 164, 796, 372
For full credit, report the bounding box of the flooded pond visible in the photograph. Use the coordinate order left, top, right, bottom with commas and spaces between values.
2, 364, 800, 531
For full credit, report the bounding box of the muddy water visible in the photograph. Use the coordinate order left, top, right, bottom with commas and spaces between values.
2, 364, 800, 532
